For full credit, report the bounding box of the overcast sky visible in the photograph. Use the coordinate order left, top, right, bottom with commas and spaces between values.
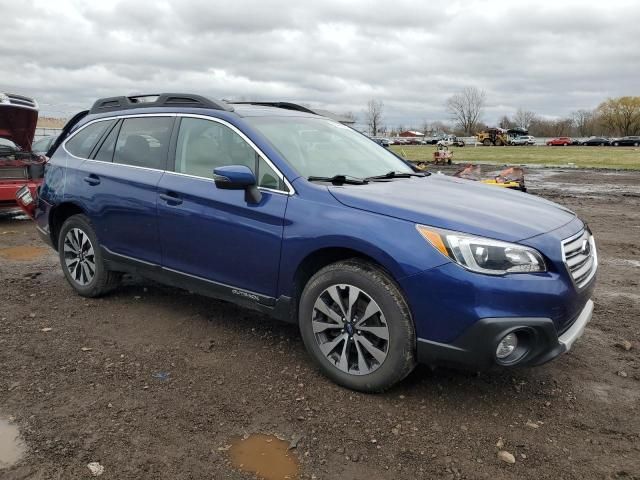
1, 0, 638, 128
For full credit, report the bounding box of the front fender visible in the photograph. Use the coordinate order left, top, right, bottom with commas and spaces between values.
277, 192, 450, 297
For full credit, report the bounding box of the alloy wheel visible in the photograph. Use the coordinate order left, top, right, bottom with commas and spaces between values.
63, 228, 96, 286
312, 284, 389, 375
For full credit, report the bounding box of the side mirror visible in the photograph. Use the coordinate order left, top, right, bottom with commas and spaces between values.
213, 165, 262, 204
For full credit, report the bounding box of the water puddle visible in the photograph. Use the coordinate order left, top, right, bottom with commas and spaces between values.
605, 258, 640, 268
531, 181, 640, 196
0, 417, 25, 469
0, 246, 48, 261
229, 434, 299, 480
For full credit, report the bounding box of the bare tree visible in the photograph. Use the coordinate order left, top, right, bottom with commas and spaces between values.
498, 115, 513, 129
553, 118, 574, 137
341, 111, 357, 124
430, 120, 451, 135
445, 87, 486, 135
365, 99, 384, 136
571, 109, 595, 137
513, 108, 536, 129
421, 120, 430, 137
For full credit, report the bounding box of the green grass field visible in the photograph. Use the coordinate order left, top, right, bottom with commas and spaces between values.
390, 145, 640, 170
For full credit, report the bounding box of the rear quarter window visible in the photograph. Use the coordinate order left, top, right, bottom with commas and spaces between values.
65, 120, 115, 158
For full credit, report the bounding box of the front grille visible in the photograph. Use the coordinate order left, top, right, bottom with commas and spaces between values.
561, 228, 597, 288
0, 167, 28, 180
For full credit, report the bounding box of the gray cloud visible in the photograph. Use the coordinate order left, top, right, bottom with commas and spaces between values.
1, 0, 638, 127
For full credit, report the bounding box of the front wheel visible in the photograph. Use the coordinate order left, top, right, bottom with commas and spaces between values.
58, 214, 121, 297
299, 260, 416, 392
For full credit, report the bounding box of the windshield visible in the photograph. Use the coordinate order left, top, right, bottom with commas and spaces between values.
247, 116, 413, 179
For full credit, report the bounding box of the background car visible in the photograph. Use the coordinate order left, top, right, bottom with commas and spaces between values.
582, 137, 610, 146
510, 135, 536, 146
31, 135, 58, 154
1, 92, 44, 211
370, 137, 390, 147
437, 135, 465, 147
546, 137, 573, 146
611, 136, 640, 147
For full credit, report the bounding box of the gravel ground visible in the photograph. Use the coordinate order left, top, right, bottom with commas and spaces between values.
0, 168, 639, 480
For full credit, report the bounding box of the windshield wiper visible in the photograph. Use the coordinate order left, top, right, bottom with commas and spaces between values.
307, 175, 369, 185
365, 171, 427, 181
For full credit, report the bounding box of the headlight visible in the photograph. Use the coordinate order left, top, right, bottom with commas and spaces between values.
416, 225, 546, 275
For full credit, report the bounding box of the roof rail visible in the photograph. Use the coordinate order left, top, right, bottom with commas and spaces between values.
231, 101, 317, 115
0, 93, 39, 110
89, 93, 234, 114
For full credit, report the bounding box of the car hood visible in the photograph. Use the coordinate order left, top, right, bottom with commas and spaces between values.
0, 104, 38, 151
328, 174, 577, 242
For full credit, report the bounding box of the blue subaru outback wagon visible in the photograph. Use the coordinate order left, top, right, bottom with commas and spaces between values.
27, 93, 597, 392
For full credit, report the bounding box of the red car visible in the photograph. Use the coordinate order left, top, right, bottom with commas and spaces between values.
546, 137, 573, 146
0, 93, 45, 213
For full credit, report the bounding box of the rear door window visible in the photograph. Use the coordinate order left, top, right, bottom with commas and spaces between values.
65, 120, 115, 158
113, 116, 174, 170
92, 121, 121, 162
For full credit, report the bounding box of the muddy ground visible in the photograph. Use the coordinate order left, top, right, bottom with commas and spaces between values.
0, 167, 639, 480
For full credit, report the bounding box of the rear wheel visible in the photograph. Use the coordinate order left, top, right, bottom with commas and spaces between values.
614, 142, 620, 146
634, 142, 639, 147
299, 260, 416, 392
58, 214, 121, 297
482, 139, 491, 146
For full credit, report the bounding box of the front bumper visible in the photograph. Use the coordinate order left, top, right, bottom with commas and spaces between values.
416, 299, 593, 369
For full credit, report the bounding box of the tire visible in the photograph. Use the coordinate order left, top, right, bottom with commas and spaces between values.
563, 143, 568, 146
482, 139, 491, 146
613, 142, 619, 146
299, 260, 416, 392
57, 214, 121, 297
634, 142, 639, 147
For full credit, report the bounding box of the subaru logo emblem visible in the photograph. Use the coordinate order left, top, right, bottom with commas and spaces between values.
581, 239, 590, 255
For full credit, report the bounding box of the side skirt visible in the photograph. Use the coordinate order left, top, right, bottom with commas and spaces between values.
102, 247, 295, 323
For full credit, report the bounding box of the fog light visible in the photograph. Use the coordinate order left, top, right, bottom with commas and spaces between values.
496, 333, 518, 359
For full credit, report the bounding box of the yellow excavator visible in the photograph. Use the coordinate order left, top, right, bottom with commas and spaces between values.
476, 127, 527, 146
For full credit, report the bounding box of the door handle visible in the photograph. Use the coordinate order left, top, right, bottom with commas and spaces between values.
159, 193, 183, 205
83, 174, 100, 186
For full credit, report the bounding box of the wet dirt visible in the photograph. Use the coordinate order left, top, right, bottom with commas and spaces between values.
0, 418, 25, 469
229, 434, 299, 480
0, 245, 48, 261
0, 166, 638, 479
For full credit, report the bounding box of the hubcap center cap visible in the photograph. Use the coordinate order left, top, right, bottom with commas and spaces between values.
345, 323, 354, 336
